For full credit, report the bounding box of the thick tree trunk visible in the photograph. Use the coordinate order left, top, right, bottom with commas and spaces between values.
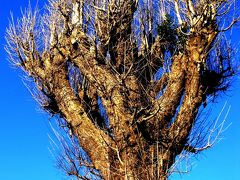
6, 0, 236, 179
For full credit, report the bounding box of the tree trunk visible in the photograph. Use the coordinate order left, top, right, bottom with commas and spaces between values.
5, 0, 236, 179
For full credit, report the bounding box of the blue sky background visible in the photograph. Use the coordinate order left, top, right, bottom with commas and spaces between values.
0, 1, 239, 180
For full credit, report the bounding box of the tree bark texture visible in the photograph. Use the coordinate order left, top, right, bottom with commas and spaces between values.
6, 0, 236, 179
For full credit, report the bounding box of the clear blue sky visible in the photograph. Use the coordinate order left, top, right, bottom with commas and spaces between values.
0, 1, 239, 180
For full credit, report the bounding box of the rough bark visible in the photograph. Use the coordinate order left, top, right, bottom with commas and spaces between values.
5, 0, 237, 179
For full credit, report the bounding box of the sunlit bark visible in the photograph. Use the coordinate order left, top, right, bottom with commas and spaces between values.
6, 0, 238, 179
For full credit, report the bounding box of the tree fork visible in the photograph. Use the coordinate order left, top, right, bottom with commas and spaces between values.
5, 0, 238, 179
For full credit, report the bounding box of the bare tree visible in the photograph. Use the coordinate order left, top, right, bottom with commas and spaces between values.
5, 0, 239, 179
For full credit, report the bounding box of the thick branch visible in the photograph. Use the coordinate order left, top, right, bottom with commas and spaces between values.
168, 62, 203, 151
95, 0, 138, 72
142, 54, 186, 141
